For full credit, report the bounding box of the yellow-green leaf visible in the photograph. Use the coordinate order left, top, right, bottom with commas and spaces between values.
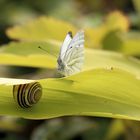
102, 31, 140, 56
105, 11, 129, 32
6, 15, 129, 49
6, 16, 77, 45
0, 68, 140, 120
0, 42, 140, 77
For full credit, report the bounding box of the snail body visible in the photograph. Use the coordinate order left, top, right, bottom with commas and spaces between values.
13, 82, 42, 108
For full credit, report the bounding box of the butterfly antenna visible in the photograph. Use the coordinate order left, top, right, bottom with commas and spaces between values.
38, 46, 57, 57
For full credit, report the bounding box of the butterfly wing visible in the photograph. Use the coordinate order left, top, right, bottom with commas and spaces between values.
67, 30, 84, 49
59, 32, 73, 60
63, 30, 84, 76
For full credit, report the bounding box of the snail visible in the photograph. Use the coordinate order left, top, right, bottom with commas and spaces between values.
13, 82, 42, 108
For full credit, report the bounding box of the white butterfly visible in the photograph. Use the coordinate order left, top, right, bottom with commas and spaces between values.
57, 30, 84, 76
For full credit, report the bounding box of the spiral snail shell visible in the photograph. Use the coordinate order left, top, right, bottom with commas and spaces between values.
13, 82, 42, 108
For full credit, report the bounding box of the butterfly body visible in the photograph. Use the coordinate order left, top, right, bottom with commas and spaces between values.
57, 30, 84, 76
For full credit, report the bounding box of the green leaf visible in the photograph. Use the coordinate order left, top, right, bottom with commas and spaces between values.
84, 49, 140, 77
85, 11, 129, 48
6, 15, 129, 50
2, 41, 59, 56
121, 32, 140, 56
0, 53, 56, 68
0, 68, 140, 120
6, 16, 77, 45
105, 11, 129, 32
0, 42, 140, 77
0, 42, 58, 68
102, 31, 140, 56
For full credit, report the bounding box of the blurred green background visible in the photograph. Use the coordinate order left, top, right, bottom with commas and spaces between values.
0, 0, 140, 140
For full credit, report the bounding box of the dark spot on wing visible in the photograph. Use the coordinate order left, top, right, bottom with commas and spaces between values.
68, 31, 73, 38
